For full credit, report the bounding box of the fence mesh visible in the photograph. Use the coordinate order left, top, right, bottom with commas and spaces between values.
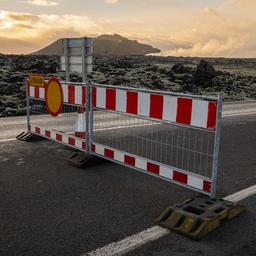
29, 98, 86, 137
93, 109, 215, 178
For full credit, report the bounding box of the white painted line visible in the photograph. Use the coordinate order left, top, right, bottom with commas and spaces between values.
224, 185, 256, 203
223, 111, 256, 117
84, 185, 256, 256
94, 122, 159, 132
0, 138, 16, 143
84, 226, 169, 256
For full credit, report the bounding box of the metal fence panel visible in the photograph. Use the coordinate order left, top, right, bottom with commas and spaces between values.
25, 77, 222, 197
91, 83, 222, 197
27, 79, 88, 152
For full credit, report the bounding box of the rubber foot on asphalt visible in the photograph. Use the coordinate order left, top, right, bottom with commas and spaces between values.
155, 197, 246, 240
67, 152, 107, 168
16, 131, 45, 142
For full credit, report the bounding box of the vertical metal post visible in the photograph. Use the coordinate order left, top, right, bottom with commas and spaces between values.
82, 38, 87, 153
25, 78, 30, 132
211, 93, 223, 198
86, 81, 90, 154
63, 39, 70, 82
86, 80, 93, 155
82, 37, 87, 83
83, 37, 93, 155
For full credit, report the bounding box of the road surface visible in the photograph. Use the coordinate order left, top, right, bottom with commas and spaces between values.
1, 101, 256, 141
0, 102, 256, 256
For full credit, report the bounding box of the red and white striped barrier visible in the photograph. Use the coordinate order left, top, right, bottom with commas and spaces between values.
75, 107, 86, 139
27, 77, 221, 197
92, 86, 217, 130
92, 143, 212, 194
30, 125, 86, 151
28, 81, 87, 106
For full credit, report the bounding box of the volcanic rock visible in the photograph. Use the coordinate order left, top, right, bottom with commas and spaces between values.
195, 60, 217, 87
171, 63, 190, 74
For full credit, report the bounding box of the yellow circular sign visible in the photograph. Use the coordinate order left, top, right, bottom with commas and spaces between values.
46, 77, 63, 117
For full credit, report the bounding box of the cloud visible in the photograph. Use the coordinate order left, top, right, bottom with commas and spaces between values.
104, 0, 120, 4
1, 0, 256, 57
24, 0, 60, 6
6, 13, 40, 22
203, 6, 224, 20
152, 2, 256, 58
232, 0, 256, 8
0, 37, 38, 54
0, 10, 100, 53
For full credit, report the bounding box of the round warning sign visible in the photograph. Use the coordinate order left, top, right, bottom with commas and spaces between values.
46, 77, 63, 117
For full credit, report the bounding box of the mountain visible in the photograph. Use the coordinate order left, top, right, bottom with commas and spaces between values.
32, 34, 160, 56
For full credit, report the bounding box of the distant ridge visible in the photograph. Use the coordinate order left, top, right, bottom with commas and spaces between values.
32, 34, 160, 56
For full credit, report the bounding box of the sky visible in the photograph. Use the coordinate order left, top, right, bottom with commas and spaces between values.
0, 0, 255, 57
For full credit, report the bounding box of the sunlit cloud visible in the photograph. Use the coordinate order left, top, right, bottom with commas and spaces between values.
0, 0, 256, 57
104, 0, 120, 4
152, 1, 256, 58
232, 0, 256, 8
24, 0, 60, 6
0, 10, 100, 53
203, 6, 224, 21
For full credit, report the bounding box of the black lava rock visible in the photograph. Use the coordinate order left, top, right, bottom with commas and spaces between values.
171, 63, 190, 74
195, 60, 217, 87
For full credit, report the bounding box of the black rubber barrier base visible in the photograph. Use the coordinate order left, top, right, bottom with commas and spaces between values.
67, 152, 107, 168
155, 197, 246, 240
16, 131, 44, 142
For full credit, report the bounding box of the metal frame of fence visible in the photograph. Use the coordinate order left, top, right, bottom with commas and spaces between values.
25, 76, 222, 198
26, 78, 89, 152
91, 83, 222, 198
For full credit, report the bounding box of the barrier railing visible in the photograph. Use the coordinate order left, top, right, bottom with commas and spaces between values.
91, 83, 222, 197
25, 76, 222, 198
26, 78, 89, 152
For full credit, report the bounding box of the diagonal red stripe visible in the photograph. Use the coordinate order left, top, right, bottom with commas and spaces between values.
45, 130, 51, 138
173, 170, 188, 184
147, 162, 160, 175
104, 148, 114, 159
126, 91, 138, 115
92, 87, 97, 107
68, 85, 75, 104
56, 133, 62, 142
207, 102, 217, 129
27, 80, 30, 97
176, 97, 192, 125
124, 155, 136, 166
82, 87, 86, 105
203, 180, 211, 193
68, 137, 75, 146
106, 88, 116, 110
34, 87, 39, 98
35, 127, 40, 134
149, 94, 163, 119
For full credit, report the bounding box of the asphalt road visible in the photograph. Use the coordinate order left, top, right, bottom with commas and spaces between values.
0, 104, 256, 256
1, 101, 256, 141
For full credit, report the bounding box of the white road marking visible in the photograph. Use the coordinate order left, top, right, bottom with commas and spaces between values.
94, 122, 158, 132
2, 110, 254, 144
0, 123, 158, 143
0, 138, 16, 143
223, 111, 256, 117
84, 226, 169, 256
84, 185, 256, 256
224, 185, 256, 203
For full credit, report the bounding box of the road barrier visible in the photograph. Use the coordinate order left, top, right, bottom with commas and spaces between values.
91, 84, 222, 198
26, 77, 91, 152
24, 65, 222, 198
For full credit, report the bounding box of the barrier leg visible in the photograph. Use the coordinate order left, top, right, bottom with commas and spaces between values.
16, 78, 41, 141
